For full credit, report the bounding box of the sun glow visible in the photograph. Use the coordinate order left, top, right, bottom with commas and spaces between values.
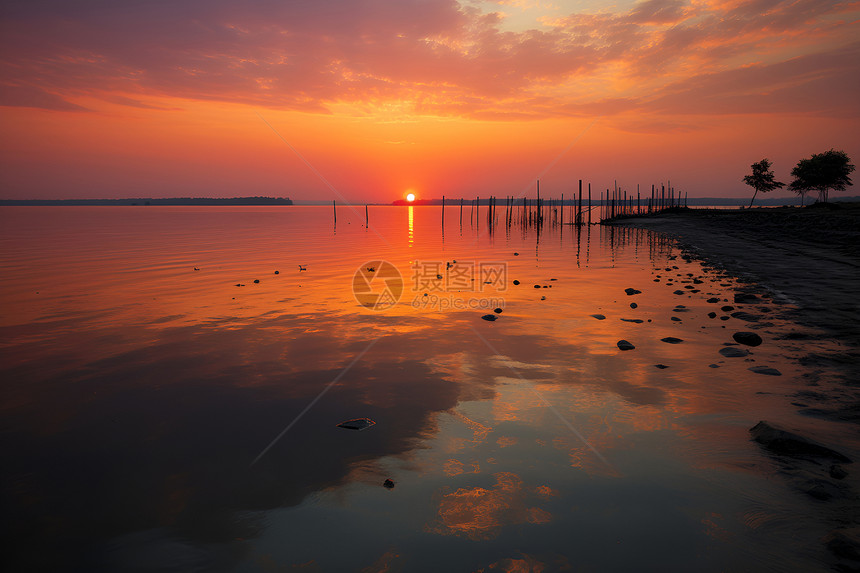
406, 192, 416, 202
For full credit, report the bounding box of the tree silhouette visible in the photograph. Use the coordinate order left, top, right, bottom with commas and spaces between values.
743, 158, 784, 208
789, 149, 855, 204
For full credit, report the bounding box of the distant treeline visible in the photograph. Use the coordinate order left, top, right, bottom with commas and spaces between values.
0, 196, 293, 206
392, 196, 860, 207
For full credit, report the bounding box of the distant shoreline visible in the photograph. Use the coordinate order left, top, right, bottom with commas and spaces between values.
0, 197, 293, 206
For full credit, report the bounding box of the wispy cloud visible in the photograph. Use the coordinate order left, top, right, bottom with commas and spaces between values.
1, 0, 857, 119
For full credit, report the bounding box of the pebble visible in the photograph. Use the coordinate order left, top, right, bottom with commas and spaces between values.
661, 337, 683, 344
733, 331, 763, 346
749, 366, 781, 376
617, 340, 635, 351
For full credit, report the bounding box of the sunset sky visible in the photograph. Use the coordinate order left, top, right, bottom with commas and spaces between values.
1, 0, 859, 203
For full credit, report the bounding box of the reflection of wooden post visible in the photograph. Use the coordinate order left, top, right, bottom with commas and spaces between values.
333, 199, 336, 224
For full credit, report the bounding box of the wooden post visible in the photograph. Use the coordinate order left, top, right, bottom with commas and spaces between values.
333, 199, 336, 224
442, 195, 445, 227
588, 183, 592, 225
578, 179, 583, 225
365, 204, 368, 226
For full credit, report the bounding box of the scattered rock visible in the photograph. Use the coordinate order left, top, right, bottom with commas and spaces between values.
514, 252, 519, 256
708, 364, 720, 368
253, 279, 260, 283
337, 418, 376, 431
617, 340, 635, 351
673, 290, 685, 295
749, 421, 851, 462
830, 465, 848, 480
481, 314, 498, 321
533, 284, 541, 289
540, 296, 546, 300
661, 337, 683, 344
733, 331, 763, 346
383, 479, 395, 489
707, 312, 717, 318
493, 308, 503, 314
630, 302, 638, 309
513, 280, 520, 285
707, 297, 720, 303
823, 528, 860, 561
274, 270, 279, 274
591, 314, 606, 320
654, 364, 669, 369
621, 318, 644, 323
721, 305, 735, 312
671, 317, 681, 322
719, 347, 749, 358
749, 366, 782, 376
734, 293, 759, 303
624, 288, 641, 296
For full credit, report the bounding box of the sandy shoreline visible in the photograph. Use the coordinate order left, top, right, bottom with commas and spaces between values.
610, 204, 860, 567
608, 204, 860, 421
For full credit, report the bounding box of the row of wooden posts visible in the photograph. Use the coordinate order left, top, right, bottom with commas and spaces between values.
331, 180, 686, 228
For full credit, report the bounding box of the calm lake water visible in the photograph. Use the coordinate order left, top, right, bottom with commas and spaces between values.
1, 205, 856, 572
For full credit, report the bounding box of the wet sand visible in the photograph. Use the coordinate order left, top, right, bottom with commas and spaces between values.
608, 203, 860, 421
610, 204, 860, 568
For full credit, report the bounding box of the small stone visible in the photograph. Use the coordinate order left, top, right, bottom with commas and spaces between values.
514, 252, 520, 256
337, 418, 376, 431
274, 270, 280, 274
721, 305, 735, 312
708, 364, 720, 368
707, 297, 720, 303
630, 302, 638, 309
734, 293, 759, 303
512, 280, 520, 285
707, 312, 717, 318
749, 366, 781, 376
733, 331, 763, 346
253, 279, 260, 283
671, 316, 681, 321
591, 314, 606, 320
481, 314, 498, 321
383, 479, 395, 489
624, 288, 641, 296
620, 318, 644, 323
750, 421, 851, 462
655, 364, 669, 369
534, 284, 541, 289
540, 296, 546, 300
493, 307, 503, 314
617, 340, 635, 350
719, 347, 749, 358
830, 465, 848, 480
661, 337, 683, 344
673, 290, 685, 295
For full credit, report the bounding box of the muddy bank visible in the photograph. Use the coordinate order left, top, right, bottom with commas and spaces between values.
608, 204, 860, 422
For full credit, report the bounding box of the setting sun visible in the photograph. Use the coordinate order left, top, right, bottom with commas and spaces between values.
406, 193, 415, 202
